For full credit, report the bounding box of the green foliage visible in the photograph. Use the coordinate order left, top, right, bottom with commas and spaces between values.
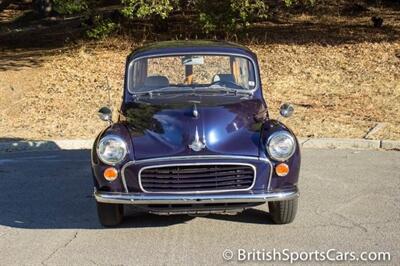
49, 0, 319, 37
230, 0, 268, 27
121, 0, 177, 19
283, 0, 293, 6
197, 1, 230, 33
283, 0, 316, 7
53, 0, 88, 15
197, 0, 268, 33
86, 17, 117, 39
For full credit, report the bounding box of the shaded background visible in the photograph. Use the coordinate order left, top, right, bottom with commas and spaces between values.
0, 0, 399, 141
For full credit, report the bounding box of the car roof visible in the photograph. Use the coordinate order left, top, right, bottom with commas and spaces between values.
128, 40, 257, 61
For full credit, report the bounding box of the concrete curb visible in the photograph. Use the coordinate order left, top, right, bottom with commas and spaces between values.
381, 140, 400, 150
0, 138, 399, 153
0, 139, 93, 153
299, 138, 381, 150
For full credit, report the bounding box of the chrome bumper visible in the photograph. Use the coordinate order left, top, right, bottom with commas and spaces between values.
94, 188, 299, 205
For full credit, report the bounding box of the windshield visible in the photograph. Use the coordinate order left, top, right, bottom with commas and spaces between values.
128, 54, 256, 94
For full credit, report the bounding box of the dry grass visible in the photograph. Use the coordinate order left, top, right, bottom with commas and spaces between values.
0, 9, 399, 141
0, 45, 129, 139
258, 41, 400, 139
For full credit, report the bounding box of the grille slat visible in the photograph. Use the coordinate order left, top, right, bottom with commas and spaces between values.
140, 164, 255, 192
143, 166, 250, 174
142, 175, 253, 184
143, 180, 252, 189
141, 170, 253, 179
143, 179, 253, 186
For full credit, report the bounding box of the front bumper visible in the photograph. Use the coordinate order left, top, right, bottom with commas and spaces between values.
94, 187, 299, 205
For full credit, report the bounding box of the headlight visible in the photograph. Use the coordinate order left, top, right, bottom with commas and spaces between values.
97, 135, 127, 165
266, 131, 296, 161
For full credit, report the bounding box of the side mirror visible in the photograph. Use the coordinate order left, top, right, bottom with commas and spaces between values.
98, 107, 112, 123
280, 103, 294, 118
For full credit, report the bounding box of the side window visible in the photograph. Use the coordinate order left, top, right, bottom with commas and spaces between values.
132, 59, 147, 90
230, 56, 255, 90
237, 57, 250, 89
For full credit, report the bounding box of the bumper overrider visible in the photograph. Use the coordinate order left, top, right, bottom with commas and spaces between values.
94, 187, 299, 205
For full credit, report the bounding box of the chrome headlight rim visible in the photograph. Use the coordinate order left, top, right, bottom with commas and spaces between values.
266, 131, 296, 162
96, 135, 128, 165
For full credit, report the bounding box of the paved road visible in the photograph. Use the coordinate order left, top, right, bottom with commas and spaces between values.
0, 149, 399, 265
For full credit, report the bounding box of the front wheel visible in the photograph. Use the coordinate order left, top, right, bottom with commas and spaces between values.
268, 198, 298, 224
96, 202, 124, 227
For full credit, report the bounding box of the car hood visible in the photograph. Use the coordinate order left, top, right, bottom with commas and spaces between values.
121, 95, 266, 160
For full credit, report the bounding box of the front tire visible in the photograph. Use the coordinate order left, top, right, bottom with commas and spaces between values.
96, 202, 124, 227
268, 198, 298, 224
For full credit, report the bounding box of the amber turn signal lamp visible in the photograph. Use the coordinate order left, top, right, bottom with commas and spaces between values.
275, 163, 289, 177
104, 167, 118, 181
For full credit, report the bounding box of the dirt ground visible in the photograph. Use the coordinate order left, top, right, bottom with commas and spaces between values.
0, 4, 399, 141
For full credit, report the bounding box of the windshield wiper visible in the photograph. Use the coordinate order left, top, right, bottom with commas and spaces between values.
132, 85, 253, 98
195, 86, 253, 96
133, 86, 195, 97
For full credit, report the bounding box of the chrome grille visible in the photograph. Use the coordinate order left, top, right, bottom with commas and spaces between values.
139, 163, 255, 193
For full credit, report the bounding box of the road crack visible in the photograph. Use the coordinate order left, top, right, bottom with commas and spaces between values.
41, 231, 78, 265
332, 212, 368, 232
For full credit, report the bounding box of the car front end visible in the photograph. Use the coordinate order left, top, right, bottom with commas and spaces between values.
91, 41, 301, 226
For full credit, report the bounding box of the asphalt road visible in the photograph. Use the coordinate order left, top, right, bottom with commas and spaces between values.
0, 148, 399, 265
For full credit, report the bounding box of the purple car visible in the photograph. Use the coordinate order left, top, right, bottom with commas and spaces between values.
92, 40, 300, 226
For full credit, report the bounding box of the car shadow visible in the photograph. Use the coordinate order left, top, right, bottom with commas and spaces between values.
121, 207, 274, 228
206, 208, 274, 225
121, 209, 196, 228
0, 139, 274, 229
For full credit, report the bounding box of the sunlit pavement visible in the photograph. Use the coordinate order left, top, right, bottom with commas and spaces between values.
0, 149, 399, 265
